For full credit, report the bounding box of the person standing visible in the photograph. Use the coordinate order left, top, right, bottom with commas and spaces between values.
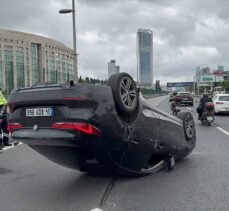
0, 89, 11, 150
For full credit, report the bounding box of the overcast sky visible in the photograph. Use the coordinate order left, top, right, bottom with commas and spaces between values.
1, 0, 229, 84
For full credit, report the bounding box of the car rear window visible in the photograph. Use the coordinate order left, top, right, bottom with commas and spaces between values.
178, 93, 191, 96
219, 96, 229, 101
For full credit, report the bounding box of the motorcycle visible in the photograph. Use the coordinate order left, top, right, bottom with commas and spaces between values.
200, 102, 215, 126
171, 101, 181, 115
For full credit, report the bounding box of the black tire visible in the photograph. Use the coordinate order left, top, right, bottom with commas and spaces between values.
190, 103, 193, 106
176, 112, 196, 159
108, 73, 139, 115
177, 112, 195, 141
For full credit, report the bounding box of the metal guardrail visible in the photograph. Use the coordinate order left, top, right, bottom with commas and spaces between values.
143, 93, 168, 99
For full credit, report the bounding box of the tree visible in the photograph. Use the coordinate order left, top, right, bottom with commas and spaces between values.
221, 80, 229, 92
85, 77, 89, 84
79, 76, 82, 83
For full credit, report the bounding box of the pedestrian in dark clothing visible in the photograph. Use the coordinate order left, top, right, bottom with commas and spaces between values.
0, 89, 11, 150
196, 92, 213, 119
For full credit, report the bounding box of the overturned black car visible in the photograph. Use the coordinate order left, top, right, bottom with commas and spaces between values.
8, 73, 196, 176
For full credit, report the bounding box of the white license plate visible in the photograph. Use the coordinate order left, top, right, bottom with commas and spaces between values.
207, 117, 213, 121
26, 107, 54, 117
183, 98, 188, 100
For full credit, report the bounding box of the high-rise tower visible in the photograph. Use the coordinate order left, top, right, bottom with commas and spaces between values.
137, 29, 153, 87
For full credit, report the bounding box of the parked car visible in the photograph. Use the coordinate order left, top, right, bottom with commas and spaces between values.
176, 92, 194, 106
7, 73, 196, 176
212, 94, 229, 114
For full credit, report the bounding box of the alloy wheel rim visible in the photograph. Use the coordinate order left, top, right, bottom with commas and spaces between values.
185, 115, 195, 139
120, 77, 137, 109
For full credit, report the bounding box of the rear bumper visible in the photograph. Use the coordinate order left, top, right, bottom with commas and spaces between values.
11, 128, 106, 171
214, 106, 229, 113
12, 128, 79, 147
180, 100, 193, 104
215, 110, 229, 114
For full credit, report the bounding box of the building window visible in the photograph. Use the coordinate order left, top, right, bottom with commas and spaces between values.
4, 50, 14, 95
45, 51, 49, 81
61, 56, 66, 82
0, 50, 3, 88
16, 50, 25, 88
31, 43, 39, 85
4, 45, 13, 50
55, 54, 61, 83
49, 54, 55, 83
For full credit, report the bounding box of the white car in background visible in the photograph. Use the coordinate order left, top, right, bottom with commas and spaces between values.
212, 94, 229, 114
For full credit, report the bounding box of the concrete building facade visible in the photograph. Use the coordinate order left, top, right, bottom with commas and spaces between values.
137, 29, 153, 88
0, 29, 74, 95
108, 60, 120, 78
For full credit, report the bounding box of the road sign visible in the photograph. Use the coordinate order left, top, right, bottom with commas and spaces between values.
166, 82, 194, 87
200, 75, 214, 82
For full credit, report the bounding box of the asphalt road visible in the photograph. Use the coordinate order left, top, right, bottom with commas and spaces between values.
0, 95, 229, 211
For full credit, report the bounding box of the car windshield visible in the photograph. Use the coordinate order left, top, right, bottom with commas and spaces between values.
219, 96, 229, 101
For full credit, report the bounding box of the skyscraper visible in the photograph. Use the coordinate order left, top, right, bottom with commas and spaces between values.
108, 60, 120, 78
137, 29, 153, 88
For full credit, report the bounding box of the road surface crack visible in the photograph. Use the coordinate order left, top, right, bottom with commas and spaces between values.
99, 176, 117, 209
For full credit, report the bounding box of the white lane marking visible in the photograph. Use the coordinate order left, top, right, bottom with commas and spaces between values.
0, 142, 22, 151
91, 208, 103, 211
186, 107, 192, 111
215, 126, 229, 136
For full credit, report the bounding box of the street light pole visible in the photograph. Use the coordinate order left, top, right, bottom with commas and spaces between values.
71, 0, 78, 82
59, 0, 78, 82
193, 76, 196, 95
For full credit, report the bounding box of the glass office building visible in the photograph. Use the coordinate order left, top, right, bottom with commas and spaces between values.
137, 29, 153, 88
0, 29, 74, 95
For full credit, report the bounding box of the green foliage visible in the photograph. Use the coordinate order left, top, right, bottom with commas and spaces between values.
220, 80, 229, 92
78, 76, 106, 85
140, 88, 168, 95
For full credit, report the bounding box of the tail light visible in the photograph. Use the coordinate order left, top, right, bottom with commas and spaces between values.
216, 102, 224, 105
206, 102, 214, 107
7, 123, 24, 132
51, 122, 102, 137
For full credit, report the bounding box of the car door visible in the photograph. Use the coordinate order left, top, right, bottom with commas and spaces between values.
120, 105, 160, 172
157, 108, 183, 148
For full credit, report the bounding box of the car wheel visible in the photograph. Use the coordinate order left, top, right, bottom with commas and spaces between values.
178, 112, 195, 140
108, 73, 139, 115
176, 112, 196, 159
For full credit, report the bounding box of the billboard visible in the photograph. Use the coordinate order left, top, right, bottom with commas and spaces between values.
200, 75, 224, 83
166, 82, 194, 88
